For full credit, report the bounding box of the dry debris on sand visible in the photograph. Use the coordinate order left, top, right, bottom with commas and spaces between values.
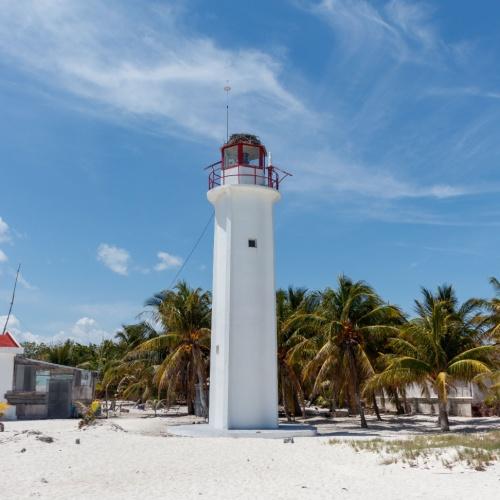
0, 414, 499, 500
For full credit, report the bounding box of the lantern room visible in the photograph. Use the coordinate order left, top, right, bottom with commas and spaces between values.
221, 133, 267, 187
222, 134, 266, 169
206, 133, 291, 190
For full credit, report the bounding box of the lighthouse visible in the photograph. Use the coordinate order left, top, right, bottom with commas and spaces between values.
207, 133, 288, 430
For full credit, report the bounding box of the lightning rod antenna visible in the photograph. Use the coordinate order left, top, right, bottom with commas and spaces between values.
2, 263, 21, 335
224, 81, 231, 142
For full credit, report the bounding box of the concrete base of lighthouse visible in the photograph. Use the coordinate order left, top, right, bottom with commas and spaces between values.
167, 423, 317, 438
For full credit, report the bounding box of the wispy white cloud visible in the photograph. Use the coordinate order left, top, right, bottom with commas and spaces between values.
349, 204, 500, 227
309, 0, 441, 63
0, 0, 306, 142
426, 86, 500, 100
17, 273, 37, 290
0, 249, 7, 262
0, 313, 20, 331
288, 151, 467, 200
154, 251, 183, 271
0, 0, 493, 213
0, 216, 10, 243
0, 314, 39, 343
97, 243, 130, 275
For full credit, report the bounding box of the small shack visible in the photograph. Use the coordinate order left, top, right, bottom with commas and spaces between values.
0, 331, 97, 420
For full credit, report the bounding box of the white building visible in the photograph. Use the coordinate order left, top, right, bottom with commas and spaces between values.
207, 133, 289, 430
377, 382, 482, 417
0, 331, 24, 419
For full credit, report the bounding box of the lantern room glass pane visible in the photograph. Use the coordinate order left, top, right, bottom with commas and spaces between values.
242, 145, 261, 167
224, 146, 238, 168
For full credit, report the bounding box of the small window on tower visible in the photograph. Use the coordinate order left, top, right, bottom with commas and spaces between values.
248, 239, 257, 248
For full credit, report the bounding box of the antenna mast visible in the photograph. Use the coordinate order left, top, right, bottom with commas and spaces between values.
2, 263, 21, 335
224, 82, 231, 142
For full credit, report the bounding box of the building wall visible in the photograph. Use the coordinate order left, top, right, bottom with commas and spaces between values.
208, 184, 280, 430
6, 358, 96, 419
377, 382, 474, 417
0, 348, 23, 420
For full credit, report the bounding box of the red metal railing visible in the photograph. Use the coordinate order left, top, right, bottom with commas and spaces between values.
206, 161, 291, 191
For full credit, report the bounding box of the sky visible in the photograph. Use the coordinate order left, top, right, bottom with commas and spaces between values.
0, 0, 499, 344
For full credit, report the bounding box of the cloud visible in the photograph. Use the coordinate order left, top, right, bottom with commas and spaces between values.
0, 314, 40, 343
288, 151, 467, 200
39, 317, 112, 344
309, 0, 440, 63
0, 249, 7, 262
0, 312, 116, 345
0, 217, 10, 243
66, 316, 110, 343
0, 314, 20, 330
0, 1, 306, 142
0, 0, 492, 214
426, 86, 500, 100
18, 273, 38, 290
17, 273, 37, 290
97, 243, 130, 275
71, 301, 138, 323
154, 251, 183, 271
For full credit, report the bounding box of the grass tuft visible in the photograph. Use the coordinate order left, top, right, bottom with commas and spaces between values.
329, 431, 500, 471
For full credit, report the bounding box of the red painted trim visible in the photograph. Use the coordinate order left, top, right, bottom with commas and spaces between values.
0, 331, 21, 348
221, 142, 267, 169
208, 140, 291, 190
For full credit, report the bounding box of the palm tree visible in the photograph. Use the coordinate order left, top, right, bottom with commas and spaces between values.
479, 277, 500, 340
371, 286, 497, 431
276, 287, 314, 421
115, 322, 157, 353
133, 281, 211, 416
302, 275, 402, 428
42, 340, 77, 366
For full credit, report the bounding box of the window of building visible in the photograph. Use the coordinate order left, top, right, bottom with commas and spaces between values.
248, 239, 257, 248
35, 370, 50, 393
80, 372, 91, 387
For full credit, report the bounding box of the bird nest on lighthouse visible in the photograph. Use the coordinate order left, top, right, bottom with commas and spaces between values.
225, 133, 262, 146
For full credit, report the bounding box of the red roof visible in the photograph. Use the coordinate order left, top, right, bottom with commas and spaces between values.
0, 331, 21, 348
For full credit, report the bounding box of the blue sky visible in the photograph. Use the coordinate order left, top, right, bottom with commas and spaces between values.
0, 0, 499, 343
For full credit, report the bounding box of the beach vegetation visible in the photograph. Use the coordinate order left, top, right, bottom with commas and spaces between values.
329, 431, 500, 470
366, 286, 497, 430
20, 276, 499, 425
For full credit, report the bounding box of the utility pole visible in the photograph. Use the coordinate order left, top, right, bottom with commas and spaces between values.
2, 264, 21, 335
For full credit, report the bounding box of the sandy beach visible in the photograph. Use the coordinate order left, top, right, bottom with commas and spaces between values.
1, 414, 499, 500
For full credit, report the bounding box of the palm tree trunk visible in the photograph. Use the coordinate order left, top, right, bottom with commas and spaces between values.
280, 372, 292, 422
194, 349, 208, 417
287, 364, 306, 419
293, 393, 303, 419
401, 389, 409, 414
348, 347, 368, 428
330, 379, 337, 416
105, 383, 109, 419
438, 398, 450, 431
394, 390, 405, 415
186, 363, 195, 415
354, 390, 368, 428
372, 394, 382, 421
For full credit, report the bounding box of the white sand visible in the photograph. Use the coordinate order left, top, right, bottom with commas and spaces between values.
1, 414, 499, 500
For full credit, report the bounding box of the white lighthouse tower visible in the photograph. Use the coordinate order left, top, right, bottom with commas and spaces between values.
207, 133, 288, 430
